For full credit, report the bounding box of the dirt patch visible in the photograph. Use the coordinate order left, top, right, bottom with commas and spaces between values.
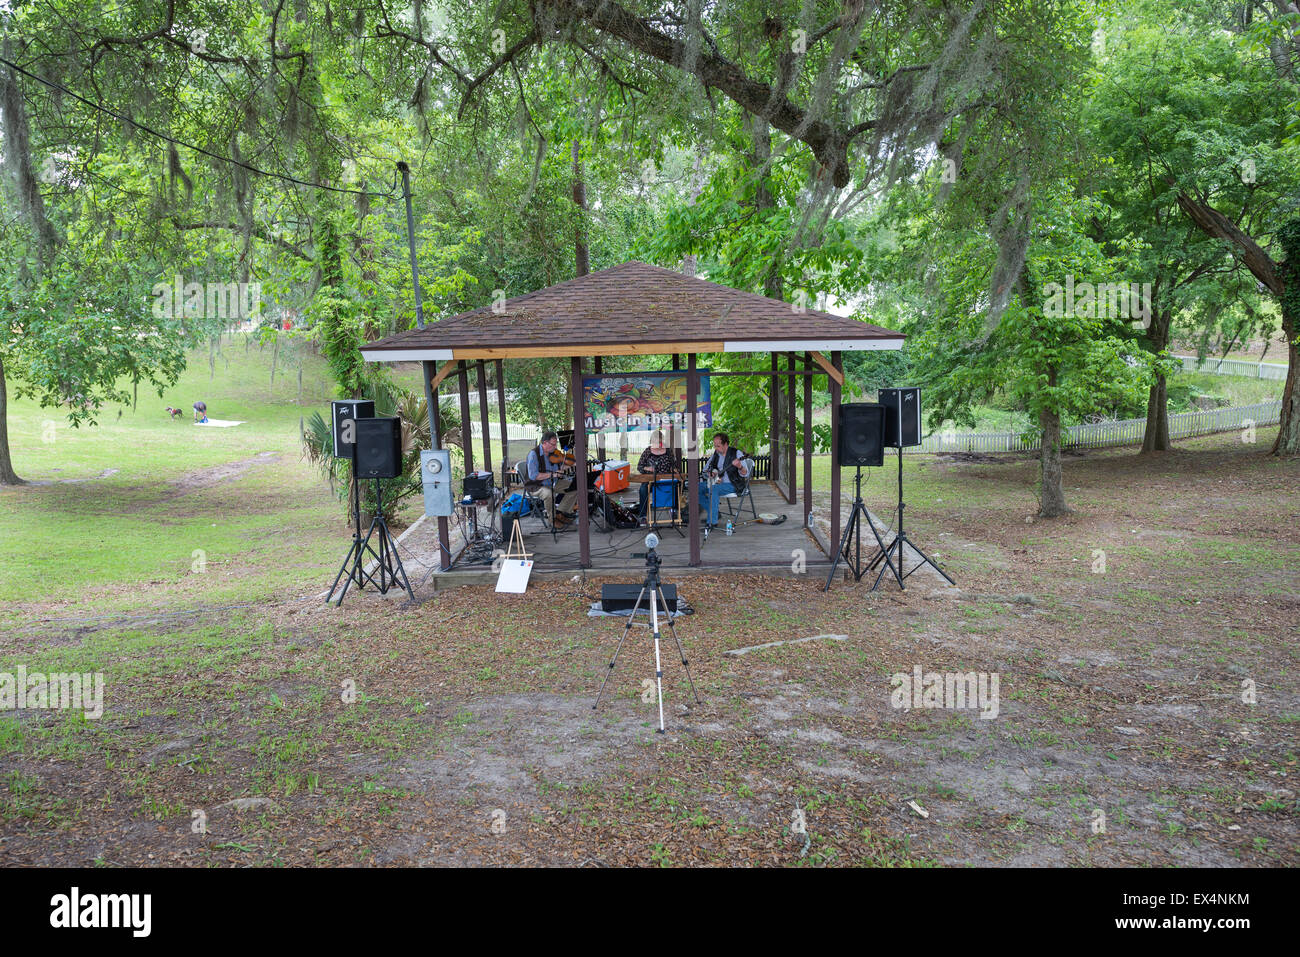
169, 451, 280, 496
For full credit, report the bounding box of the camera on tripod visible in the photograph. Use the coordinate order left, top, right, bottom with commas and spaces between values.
593, 532, 699, 732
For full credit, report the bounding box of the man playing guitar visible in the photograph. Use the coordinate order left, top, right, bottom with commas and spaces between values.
697, 431, 750, 529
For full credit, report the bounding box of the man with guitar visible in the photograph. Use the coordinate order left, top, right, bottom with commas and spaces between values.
698, 431, 751, 529
522, 430, 578, 526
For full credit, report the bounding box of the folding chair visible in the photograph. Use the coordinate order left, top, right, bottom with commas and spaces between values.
517, 452, 561, 543
721, 481, 758, 525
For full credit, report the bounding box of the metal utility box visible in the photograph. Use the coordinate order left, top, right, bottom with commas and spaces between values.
420, 450, 454, 517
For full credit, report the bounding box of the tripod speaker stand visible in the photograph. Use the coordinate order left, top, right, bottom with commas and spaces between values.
866, 448, 955, 590
593, 534, 700, 732
824, 465, 902, 591
327, 449, 415, 604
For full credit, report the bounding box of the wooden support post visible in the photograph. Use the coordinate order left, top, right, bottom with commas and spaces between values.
803, 352, 812, 528
770, 352, 780, 489
572, 357, 591, 568
457, 362, 474, 475
495, 360, 508, 485
592, 356, 603, 460
687, 354, 701, 566
787, 351, 797, 506
829, 351, 843, 556
430, 371, 451, 571
476, 359, 492, 475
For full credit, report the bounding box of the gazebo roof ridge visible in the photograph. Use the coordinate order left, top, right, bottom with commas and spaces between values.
362, 260, 904, 361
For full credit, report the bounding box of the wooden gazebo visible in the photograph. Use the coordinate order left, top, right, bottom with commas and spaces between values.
361, 261, 904, 573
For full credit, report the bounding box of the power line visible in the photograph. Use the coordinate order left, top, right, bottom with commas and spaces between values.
0, 53, 397, 198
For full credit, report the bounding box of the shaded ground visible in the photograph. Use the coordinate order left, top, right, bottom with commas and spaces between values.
1, 429, 1296, 866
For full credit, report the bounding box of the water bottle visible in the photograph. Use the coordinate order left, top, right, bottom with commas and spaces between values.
726, 520, 733, 536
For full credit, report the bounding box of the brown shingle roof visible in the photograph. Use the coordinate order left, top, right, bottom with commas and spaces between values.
362, 261, 903, 358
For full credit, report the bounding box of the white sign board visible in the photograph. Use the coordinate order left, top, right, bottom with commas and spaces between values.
495, 559, 533, 593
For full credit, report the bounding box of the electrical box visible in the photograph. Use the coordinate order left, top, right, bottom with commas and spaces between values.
420, 450, 454, 517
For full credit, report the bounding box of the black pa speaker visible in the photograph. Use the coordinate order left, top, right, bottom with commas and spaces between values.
601, 583, 679, 613
331, 399, 375, 458
355, 416, 403, 479
837, 403, 886, 467
879, 387, 922, 448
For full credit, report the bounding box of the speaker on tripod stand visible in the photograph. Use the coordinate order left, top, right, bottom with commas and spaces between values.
867, 388, 955, 590
824, 404, 901, 590
327, 415, 415, 604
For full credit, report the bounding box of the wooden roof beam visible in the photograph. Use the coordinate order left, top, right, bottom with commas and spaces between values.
809, 351, 845, 386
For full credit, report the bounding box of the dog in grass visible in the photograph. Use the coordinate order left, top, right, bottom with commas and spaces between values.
165, 407, 185, 420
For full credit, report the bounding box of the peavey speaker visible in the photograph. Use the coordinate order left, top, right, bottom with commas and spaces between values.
879, 387, 922, 448
331, 399, 375, 458
601, 583, 680, 613
837, 403, 886, 467
355, 416, 403, 479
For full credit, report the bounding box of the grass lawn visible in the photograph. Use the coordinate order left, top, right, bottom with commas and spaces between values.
1, 343, 1296, 866
0, 334, 351, 623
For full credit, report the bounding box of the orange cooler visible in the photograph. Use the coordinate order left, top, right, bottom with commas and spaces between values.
596, 461, 630, 493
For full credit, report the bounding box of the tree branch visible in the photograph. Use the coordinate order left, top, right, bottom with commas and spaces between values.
1175, 189, 1282, 296
171, 219, 311, 262
533, 0, 859, 186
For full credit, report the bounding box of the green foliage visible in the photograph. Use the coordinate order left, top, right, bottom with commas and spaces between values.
908, 185, 1152, 435
0, 256, 200, 424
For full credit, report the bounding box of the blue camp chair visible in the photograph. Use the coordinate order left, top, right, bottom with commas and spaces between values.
649, 479, 683, 536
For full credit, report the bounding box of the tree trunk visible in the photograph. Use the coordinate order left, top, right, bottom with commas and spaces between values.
1142, 373, 1171, 453
0, 353, 23, 485
1038, 368, 1068, 517
747, 115, 784, 300
0, 41, 59, 266
1141, 309, 1172, 453
1273, 307, 1298, 454
572, 140, 589, 277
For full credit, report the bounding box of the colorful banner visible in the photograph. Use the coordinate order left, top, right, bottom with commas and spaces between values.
582, 371, 712, 432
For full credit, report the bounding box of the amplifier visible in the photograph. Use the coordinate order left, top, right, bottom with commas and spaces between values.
462, 471, 494, 500
600, 583, 680, 613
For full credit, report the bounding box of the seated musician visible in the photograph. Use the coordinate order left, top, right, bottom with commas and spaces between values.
522, 430, 577, 526
635, 430, 677, 520
698, 431, 750, 529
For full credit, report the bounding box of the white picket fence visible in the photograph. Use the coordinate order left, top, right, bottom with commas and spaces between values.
461, 361, 1287, 455
909, 399, 1282, 454
468, 421, 539, 441
1173, 354, 1289, 381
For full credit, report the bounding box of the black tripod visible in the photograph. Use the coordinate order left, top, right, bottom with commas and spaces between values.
866, 448, 955, 590
593, 540, 700, 732
327, 467, 415, 605
824, 465, 901, 591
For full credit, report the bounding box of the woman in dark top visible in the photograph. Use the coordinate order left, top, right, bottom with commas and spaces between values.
636, 430, 677, 520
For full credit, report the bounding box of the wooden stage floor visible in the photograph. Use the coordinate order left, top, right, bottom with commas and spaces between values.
406, 481, 851, 588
